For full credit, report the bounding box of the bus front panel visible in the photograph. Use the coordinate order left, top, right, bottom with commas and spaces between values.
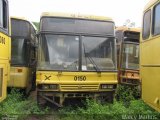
36, 71, 117, 106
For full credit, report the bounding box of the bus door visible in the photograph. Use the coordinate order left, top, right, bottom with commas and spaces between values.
0, 63, 7, 101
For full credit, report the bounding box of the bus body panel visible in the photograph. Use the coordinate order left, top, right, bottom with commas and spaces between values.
141, 67, 160, 112
36, 71, 117, 106
37, 71, 117, 90
141, 36, 160, 112
141, 0, 160, 112
0, 60, 7, 102
8, 67, 32, 88
0, 32, 10, 60
119, 69, 139, 85
0, 33, 10, 102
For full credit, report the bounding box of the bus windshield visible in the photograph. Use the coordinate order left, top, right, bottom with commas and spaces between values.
82, 36, 115, 71
121, 43, 139, 70
38, 35, 79, 71
11, 38, 27, 65
38, 35, 116, 71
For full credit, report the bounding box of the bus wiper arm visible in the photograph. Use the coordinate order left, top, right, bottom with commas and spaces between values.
83, 43, 101, 73
85, 53, 101, 73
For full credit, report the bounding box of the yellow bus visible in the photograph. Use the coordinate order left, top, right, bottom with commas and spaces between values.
36, 12, 117, 107
140, 0, 160, 112
116, 26, 140, 85
8, 17, 37, 94
0, 0, 10, 102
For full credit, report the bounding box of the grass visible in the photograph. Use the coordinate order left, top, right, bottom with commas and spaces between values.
59, 85, 160, 120
0, 89, 48, 119
59, 99, 160, 120
0, 86, 159, 120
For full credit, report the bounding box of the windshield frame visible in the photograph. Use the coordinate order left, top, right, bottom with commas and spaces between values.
37, 33, 117, 72
120, 41, 139, 70
40, 17, 115, 36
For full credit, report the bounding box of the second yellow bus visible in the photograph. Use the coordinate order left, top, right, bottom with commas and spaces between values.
8, 17, 37, 94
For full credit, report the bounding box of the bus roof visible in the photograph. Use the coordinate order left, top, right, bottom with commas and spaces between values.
41, 12, 113, 22
116, 26, 140, 33
11, 16, 28, 21
144, 0, 159, 11
11, 16, 37, 31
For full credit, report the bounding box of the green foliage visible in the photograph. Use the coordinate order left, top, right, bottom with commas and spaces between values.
0, 88, 159, 120
0, 89, 48, 119
32, 22, 39, 31
58, 85, 159, 120
115, 84, 141, 106
59, 99, 160, 120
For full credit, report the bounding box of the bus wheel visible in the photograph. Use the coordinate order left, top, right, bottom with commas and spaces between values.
37, 91, 47, 107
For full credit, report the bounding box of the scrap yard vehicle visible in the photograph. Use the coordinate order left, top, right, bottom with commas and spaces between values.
116, 26, 140, 85
36, 12, 117, 107
8, 17, 37, 94
140, 0, 160, 112
0, 0, 10, 102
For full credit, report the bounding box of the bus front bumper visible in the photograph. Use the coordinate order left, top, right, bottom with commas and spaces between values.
37, 90, 116, 107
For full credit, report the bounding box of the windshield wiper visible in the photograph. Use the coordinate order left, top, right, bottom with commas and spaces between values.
83, 43, 101, 73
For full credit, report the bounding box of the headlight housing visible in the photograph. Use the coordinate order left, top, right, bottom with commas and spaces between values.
50, 84, 58, 89
40, 84, 58, 90
100, 84, 115, 89
42, 84, 49, 90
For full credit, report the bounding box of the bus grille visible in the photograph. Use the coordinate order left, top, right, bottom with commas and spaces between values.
60, 84, 99, 91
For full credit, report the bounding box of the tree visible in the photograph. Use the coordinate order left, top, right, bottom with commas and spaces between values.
32, 22, 39, 31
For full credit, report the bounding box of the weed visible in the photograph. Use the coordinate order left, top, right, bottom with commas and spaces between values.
0, 89, 48, 119
59, 99, 160, 120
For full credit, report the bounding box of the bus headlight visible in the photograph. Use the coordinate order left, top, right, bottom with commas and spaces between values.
42, 84, 49, 90
50, 84, 58, 89
41, 84, 58, 90
100, 84, 114, 89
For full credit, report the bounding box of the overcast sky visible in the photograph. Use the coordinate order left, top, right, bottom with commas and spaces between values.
8, 0, 150, 27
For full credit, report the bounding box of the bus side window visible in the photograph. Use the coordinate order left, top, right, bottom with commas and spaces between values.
0, 0, 8, 29
153, 3, 160, 36
2, 0, 7, 29
142, 10, 151, 40
0, 0, 3, 27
